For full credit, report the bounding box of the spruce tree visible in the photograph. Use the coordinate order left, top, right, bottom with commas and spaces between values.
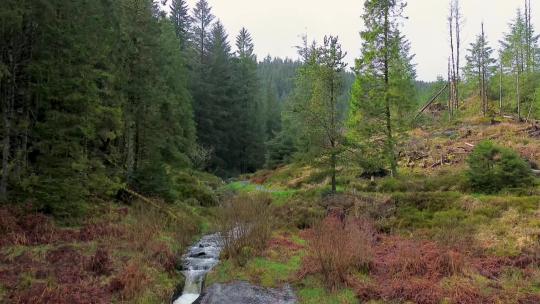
232, 28, 265, 173
349, 0, 416, 177
288, 36, 347, 192
192, 0, 215, 64
500, 8, 539, 120
204, 21, 234, 174
464, 23, 496, 115
170, 0, 192, 49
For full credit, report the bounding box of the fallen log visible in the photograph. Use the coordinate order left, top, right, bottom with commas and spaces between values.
414, 82, 449, 121
123, 188, 182, 221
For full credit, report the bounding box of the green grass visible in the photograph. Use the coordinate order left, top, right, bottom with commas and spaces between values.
271, 190, 296, 207
207, 232, 307, 288
250, 255, 302, 287
224, 181, 298, 207
207, 254, 304, 288
226, 181, 258, 192
297, 276, 357, 304
0, 283, 5, 302
206, 259, 249, 285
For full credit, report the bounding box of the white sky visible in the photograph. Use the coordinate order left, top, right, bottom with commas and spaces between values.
165, 0, 539, 81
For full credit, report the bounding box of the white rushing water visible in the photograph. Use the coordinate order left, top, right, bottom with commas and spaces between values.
173, 233, 223, 304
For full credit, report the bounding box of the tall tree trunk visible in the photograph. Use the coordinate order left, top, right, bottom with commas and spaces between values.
384, 4, 397, 177
516, 69, 521, 121
331, 150, 336, 193
449, 3, 456, 114
455, 0, 461, 109
499, 59, 503, 114
481, 23, 487, 116
448, 58, 453, 116
330, 76, 337, 193
0, 47, 17, 202
0, 89, 11, 202
529, 0, 534, 71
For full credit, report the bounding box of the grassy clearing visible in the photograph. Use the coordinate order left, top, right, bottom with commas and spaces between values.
207, 231, 306, 288
297, 276, 356, 304
217, 155, 539, 303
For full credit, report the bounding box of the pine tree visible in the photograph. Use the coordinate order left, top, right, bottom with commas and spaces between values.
288, 36, 347, 192
232, 28, 265, 173
204, 21, 234, 174
349, 0, 416, 177
29, 0, 124, 216
500, 8, 539, 120
0, 0, 199, 213
192, 0, 215, 64
170, 0, 192, 49
464, 23, 496, 115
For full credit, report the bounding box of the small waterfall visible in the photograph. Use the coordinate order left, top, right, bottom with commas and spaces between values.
173, 233, 223, 304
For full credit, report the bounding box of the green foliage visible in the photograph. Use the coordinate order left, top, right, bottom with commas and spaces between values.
0, 0, 199, 216
499, 7, 540, 119
348, 0, 416, 176
297, 276, 357, 304
467, 141, 534, 193
286, 36, 348, 192
265, 131, 297, 169
173, 172, 218, 206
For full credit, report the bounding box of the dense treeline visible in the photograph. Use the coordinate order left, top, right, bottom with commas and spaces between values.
0, 0, 199, 216
2, 0, 540, 214
0, 0, 295, 215
461, 1, 540, 119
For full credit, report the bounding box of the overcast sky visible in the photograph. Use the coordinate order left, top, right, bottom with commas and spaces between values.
165, 0, 539, 81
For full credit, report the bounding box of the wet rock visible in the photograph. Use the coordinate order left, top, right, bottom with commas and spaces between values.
199, 281, 297, 304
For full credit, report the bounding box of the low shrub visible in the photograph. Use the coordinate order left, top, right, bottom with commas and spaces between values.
148, 241, 176, 273
392, 191, 461, 211
275, 201, 325, 229
218, 193, 274, 265
380, 278, 443, 304
87, 247, 113, 276
173, 171, 218, 206
374, 236, 464, 280
443, 277, 490, 304
109, 261, 148, 301
467, 140, 534, 194
300, 215, 374, 291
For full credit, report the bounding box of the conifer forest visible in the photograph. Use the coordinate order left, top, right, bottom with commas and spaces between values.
1, 0, 540, 303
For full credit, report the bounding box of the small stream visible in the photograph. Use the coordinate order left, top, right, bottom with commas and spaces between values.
173, 233, 223, 304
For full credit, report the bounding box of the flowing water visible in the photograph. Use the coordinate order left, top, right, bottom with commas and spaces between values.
173, 233, 223, 304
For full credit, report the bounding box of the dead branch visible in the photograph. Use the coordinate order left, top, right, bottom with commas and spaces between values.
414, 82, 449, 121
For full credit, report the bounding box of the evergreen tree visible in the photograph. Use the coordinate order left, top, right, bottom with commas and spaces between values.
232, 28, 265, 173
29, 0, 123, 216
190, 0, 216, 170
500, 8, 540, 120
349, 0, 416, 177
288, 36, 347, 192
192, 0, 214, 64
203, 21, 234, 174
120, 1, 196, 199
258, 56, 301, 141
0, 0, 198, 214
170, 0, 192, 49
464, 23, 496, 115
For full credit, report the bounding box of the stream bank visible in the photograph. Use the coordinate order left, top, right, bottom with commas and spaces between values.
172, 232, 298, 304
173, 234, 223, 304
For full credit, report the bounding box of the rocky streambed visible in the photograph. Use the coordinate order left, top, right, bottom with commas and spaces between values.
172, 233, 297, 304
173, 233, 222, 304
198, 281, 296, 304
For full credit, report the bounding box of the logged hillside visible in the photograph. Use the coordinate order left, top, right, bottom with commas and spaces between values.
204, 110, 540, 304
